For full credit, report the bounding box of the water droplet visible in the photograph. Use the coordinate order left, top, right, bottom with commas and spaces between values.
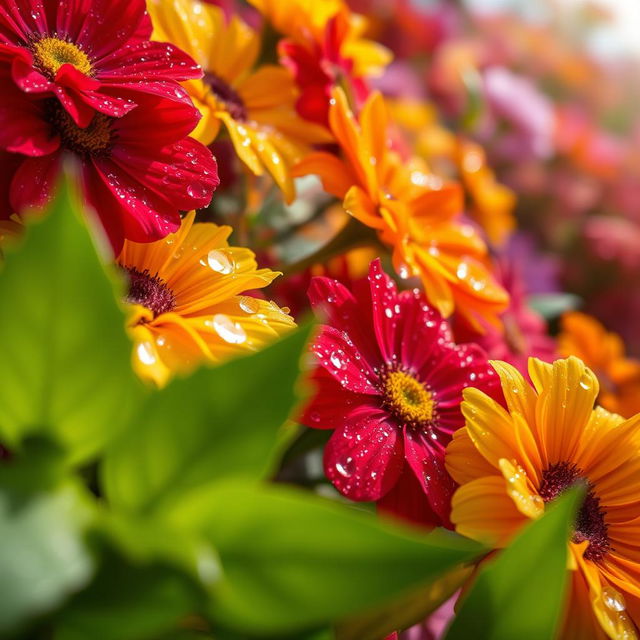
207, 249, 234, 274
208, 314, 247, 344
579, 373, 592, 390
239, 295, 260, 314
329, 350, 345, 369
603, 586, 626, 612
186, 182, 208, 199
335, 456, 354, 477
137, 341, 156, 366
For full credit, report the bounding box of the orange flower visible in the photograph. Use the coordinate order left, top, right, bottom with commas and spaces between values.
294, 89, 509, 329
119, 212, 295, 386
455, 139, 516, 247
148, 0, 330, 202
559, 312, 640, 418
446, 356, 640, 639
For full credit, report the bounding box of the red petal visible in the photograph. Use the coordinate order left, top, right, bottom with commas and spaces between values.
0, 89, 60, 156
377, 465, 440, 529
308, 274, 380, 366
0, 151, 23, 218
110, 136, 218, 212
403, 428, 456, 527
300, 368, 373, 431
98, 40, 202, 84
369, 257, 404, 363
311, 325, 379, 395
324, 409, 403, 501
9, 153, 61, 214
89, 158, 181, 246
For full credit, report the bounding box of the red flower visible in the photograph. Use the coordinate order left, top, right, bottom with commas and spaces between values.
301, 259, 501, 527
0, 85, 219, 252
0, 0, 200, 126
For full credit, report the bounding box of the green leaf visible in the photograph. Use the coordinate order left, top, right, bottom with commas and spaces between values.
336, 566, 471, 640
0, 484, 95, 634
167, 480, 484, 636
0, 172, 142, 464
55, 512, 214, 640
102, 325, 312, 514
445, 486, 583, 640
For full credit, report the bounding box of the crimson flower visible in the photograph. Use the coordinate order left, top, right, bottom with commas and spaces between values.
0, 84, 219, 251
301, 259, 501, 527
0, 0, 200, 126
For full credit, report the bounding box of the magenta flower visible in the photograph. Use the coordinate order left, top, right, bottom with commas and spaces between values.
301, 259, 501, 527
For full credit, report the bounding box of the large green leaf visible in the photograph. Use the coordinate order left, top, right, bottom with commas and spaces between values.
167, 480, 485, 636
0, 174, 142, 464
55, 511, 217, 640
445, 487, 583, 640
0, 484, 95, 634
102, 325, 312, 514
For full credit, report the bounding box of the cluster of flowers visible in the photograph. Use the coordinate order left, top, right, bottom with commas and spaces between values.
2, 0, 639, 638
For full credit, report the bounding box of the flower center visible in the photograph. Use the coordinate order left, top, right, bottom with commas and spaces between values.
124, 267, 176, 318
381, 369, 434, 426
203, 71, 247, 121
32, 37, 92, 78
45, 100, 113, 156
539, 462, 610, 563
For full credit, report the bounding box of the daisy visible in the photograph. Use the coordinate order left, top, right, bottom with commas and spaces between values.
559, 312, 640, 418
0, 88, 219, 252
119, 211, 296, 386
300, 258, 500, 526
446, 356, 640, 639
148, 0, 330, 203
293, 88, 509, 329
0, 0, 200, 126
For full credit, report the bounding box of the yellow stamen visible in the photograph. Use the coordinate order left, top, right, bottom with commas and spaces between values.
32, 37, 92, 78
47, 101, 112, 156
382, 369, 434, 425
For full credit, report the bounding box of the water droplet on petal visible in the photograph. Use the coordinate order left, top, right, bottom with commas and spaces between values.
137, 341, 157, 366
207, 249, 234, 274
603, 586, 626, 612
239, 295, 260, 314
208, 314, 247, 344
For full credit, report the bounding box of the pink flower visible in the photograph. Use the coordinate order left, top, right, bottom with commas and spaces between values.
301, 259, 500, 527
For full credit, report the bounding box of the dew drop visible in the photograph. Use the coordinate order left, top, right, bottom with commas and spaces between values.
137, 341, 156, 366
239, 295, 260, 314
602, 586, 626, 612
208, 314, 247, 344
207, 249, 234, 274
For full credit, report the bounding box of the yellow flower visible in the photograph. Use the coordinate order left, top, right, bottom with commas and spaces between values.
148, 0, 329, 202
119, 211, 295, 386
559, 311, 640, 419
294, 89, 509, 329
446, 356, 640, 640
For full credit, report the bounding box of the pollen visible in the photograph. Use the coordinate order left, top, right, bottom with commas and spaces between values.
32, 37, 93, 78
539, 461, 610, 563
204, 71, 248, 122
46, 100, 113, 157
125, 267, 177, 318
381, 369, 434, 426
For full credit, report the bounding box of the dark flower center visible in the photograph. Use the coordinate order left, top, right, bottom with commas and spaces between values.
539, 461, 610, 563
32, 36, 93, 78
380, 368, 434, 427
124, 267, 176, 317
203, 71, 247, 121
46, 100, 113, 157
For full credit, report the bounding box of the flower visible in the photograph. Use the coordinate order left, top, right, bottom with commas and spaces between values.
249, 0, 391, 127
119, 210, 295, 386
300, 258, 500, 526
294, 88, 509, 329
454, 258, 557, 376
148, 0, 330, 203
0, 88, 219, 252
559, 312, 640, 418
446, 356, 640, 639
0, 0, 201, 126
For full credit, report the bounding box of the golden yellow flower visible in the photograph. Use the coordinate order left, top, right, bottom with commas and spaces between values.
446, 356, 640, 640
148, 0, 329, 202
559, 311, 640, 419
119, 211, 295, 386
